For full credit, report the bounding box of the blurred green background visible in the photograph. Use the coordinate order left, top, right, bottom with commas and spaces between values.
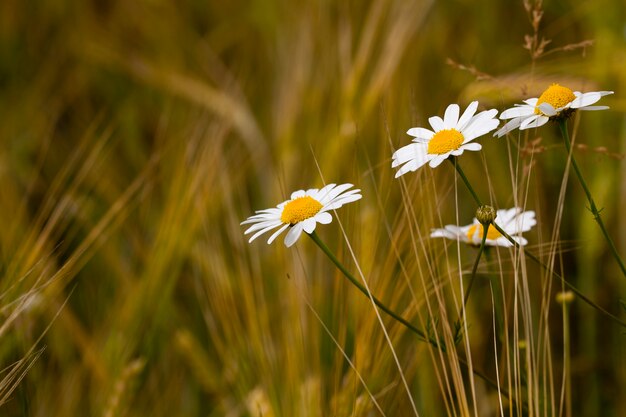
1, 0, 625, 415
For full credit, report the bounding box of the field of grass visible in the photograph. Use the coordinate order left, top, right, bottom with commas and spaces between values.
1, 0, 625, 415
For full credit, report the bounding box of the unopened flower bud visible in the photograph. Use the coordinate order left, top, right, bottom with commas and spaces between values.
555, 291, 575, 305
476, 205, 496, 225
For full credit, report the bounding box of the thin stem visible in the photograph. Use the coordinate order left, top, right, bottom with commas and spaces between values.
464, 226, 488, 308
307, 231, 429, 343
449, 156, 626, 327
558, 120, 626, 278
307, 230, 523, 408
454, 225, 488, 343
491, 223, 626, 328
563, 298, 572, 417
450, 158, 483, 206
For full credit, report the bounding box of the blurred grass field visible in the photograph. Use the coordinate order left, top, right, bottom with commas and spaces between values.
1, 0, 625, 415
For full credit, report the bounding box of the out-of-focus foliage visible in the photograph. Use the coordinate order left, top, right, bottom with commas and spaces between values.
0, 0, 624, 415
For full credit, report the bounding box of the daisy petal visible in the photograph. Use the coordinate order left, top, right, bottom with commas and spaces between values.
500, 105, 535, 119
519, 115, 546, 129
464, 118, 499, 141
428, 154, 448, 168
301, 217, 317, 234
244, 220, 283, 235
291, 190, 306, 199
494, 117, 523, 137
324, 195, 362, 211
318, 183, 353, 204
457, 101, 478, 130
392, 143, 428, 168
407, 127, 435, 142
315, 212, 332, 224
443, 104, 460, 128
284, 223, 304, 247
431, 228, 458, 240
570, 92, 602, 108
538, 103, 557, 116
495, 208, 517, 225
463, 109, 498, 133
579, 105, 609, 111
492, 237, 515, 247
241, 213, 278, 225
267, 224, 290, 244
314, 183, 337, 200
428, 116, 445, 132
325, 189, 361, 205
395, 157, 431, 177
461, 142, 482, 151
248, 222, 283, 243
511, 210, 536, 232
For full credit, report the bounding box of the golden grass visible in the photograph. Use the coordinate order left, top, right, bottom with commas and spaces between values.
1, 0, 625, 415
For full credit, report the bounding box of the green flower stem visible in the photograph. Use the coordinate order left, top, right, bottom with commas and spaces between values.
449, 157, 483, 206
454, 225, 488, 343
464, 226, 488, 308
558, 120, 626, 278
307, 230, 522, 407
491, 222, 626, 328
307, 230, 429, 344
451, 159, 626, 328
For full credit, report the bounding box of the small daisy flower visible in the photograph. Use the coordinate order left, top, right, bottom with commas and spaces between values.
431, 208, 536, 247
392, 101, 499, 178
241, 183, 362, 247
495, 84, 614, 137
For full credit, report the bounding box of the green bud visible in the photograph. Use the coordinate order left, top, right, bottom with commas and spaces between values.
476, 205, 496, 225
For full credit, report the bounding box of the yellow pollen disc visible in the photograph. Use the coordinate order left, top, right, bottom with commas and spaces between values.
467, 224, 502, 242
427, 129, 464, 155
280, 196, 323, 225
535, 84, 576, 115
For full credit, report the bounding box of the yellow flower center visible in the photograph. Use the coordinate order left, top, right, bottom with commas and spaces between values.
427, 129, 464, 155
467, 224, 502, 242
280, 196, 323, 225
535, 84, 576, 115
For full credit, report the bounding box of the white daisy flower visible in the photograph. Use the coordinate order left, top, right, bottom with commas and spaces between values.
241, 183, 362, 247
495, 84, 613, 137
431, 208, 536, 247
392, 101, 499, 178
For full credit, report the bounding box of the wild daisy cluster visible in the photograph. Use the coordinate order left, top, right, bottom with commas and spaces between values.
242, 83, 612, 248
